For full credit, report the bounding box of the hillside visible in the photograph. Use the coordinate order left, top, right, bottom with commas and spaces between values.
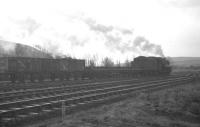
168, 57, 200, 67
0, 40, 52, 58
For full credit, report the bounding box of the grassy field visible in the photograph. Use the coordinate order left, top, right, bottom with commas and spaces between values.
30, 81, 200, 127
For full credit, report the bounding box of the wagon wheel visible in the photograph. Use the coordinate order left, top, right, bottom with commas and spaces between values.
59, 73, 64, 81
10, 74, 16, 83
73, 74, 78, 80
17, 73, 25, 83
30, 74, 35, 82
65, 74, 70, 81
50, 73, 55, 81
38, 74, 44, 82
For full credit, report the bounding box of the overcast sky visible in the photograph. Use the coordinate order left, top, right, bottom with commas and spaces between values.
0, 0, 199, 62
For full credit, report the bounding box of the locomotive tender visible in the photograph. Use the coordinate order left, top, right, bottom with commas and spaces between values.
0, 56, 171, 82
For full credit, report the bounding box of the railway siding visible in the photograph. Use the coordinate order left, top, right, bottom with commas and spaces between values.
0, 75, 194, 127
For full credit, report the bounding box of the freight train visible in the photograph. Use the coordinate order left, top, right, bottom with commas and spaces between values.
0, 56, 171, 82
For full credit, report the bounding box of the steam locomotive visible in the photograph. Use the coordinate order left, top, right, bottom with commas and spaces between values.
0, 56, 171, 82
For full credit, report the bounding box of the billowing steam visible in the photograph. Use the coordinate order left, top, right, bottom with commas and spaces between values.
0, 40, 16, 56
0, 15, 165, 63
16, 17, 41, 36
133, 36, 164, 57
82, 17, 164, 57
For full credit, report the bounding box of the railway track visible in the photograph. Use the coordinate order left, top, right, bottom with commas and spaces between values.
0, 73, 192, 92
0, 75, 194, 127
0, 75, 185, 103
0, 74, 188, 94
0, 78, 115, 92
0, 76, 188, 106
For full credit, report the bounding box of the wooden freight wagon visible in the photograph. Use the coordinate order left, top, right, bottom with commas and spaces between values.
58, 58, 85, 80
0, 57, 86, 82
0, 57, 10, 81
0, 57, 45, 82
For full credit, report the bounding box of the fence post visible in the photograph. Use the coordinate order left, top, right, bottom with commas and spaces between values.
62, 100, 66, 122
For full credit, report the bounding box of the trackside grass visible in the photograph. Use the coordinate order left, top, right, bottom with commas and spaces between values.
29, 82, 200, 127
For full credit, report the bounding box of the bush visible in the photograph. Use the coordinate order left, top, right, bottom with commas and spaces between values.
188, 102, 200, 115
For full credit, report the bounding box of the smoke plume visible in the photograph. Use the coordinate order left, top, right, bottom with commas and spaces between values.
18, 17, 41, 36
133, 36, 164, 57
68, 35, 88, 47
82, 17, 164, 57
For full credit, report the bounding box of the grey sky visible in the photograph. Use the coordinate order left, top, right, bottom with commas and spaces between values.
0, 0, 199, 62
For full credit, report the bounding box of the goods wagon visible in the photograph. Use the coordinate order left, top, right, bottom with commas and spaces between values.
0, 57, 85, 82
57, 58, 85, 80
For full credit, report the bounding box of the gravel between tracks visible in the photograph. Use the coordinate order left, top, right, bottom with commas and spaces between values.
27, 80, 200, 127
